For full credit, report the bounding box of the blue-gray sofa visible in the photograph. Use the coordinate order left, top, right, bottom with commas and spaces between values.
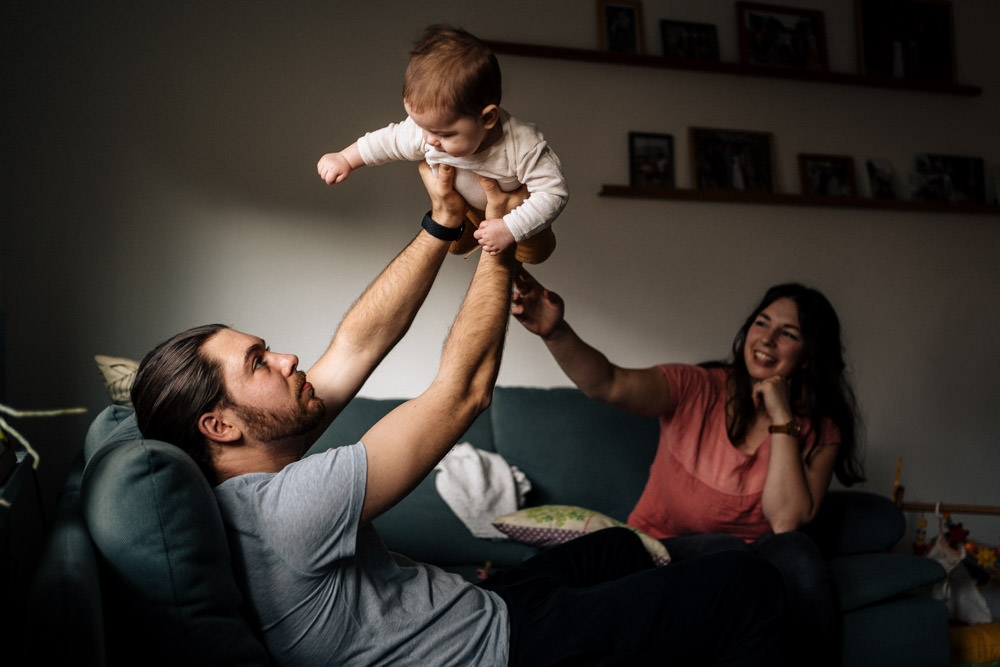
26, 386, 949, 666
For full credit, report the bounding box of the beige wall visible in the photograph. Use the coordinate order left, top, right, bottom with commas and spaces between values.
4, 0, 999, 540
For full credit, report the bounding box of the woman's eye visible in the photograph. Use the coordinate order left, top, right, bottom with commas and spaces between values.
781, 330, 800, 341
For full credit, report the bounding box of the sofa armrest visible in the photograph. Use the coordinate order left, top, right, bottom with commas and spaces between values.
830, 552, 946, 612
804, 490, 905, 556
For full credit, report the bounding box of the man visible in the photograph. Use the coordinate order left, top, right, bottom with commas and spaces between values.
132, 163, 786, 666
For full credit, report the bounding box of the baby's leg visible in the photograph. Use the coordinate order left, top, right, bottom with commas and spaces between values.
514, 227, 556, 264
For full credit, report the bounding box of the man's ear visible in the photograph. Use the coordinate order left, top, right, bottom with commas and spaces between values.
198, 409, 243, 444
480, 104, 500, 129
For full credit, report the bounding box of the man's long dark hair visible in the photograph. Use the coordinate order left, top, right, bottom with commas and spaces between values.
130, 324, 230, 484
709, 284, 865, 486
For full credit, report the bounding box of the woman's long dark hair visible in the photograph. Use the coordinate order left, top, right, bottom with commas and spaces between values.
709, 283, 865, 486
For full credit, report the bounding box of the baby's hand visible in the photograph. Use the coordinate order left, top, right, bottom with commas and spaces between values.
474, 218, 516, 255
317, 152, 352, 185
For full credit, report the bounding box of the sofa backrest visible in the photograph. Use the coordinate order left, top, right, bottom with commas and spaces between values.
490, 387, 659, 518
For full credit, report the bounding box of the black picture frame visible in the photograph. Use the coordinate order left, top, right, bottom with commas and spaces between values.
737, 2, 828, 71
865, 158, 900, 199
690, 127, 775, 193
659, 19, 720, 61
856, 0, 955, 82
798, 154, 858, 197
598, 0, 644, 54
629, 132, 675, 188
911, 153, 985, 203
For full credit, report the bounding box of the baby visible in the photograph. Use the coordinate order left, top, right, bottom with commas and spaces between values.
317, 25, 568, 264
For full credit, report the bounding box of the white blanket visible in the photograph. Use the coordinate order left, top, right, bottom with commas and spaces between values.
434, 443, 531, 540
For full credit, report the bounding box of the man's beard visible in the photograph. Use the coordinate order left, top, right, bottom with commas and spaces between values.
233, 399, 325, 443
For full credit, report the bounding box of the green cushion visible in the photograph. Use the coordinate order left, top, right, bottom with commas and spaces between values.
490, 387, 658, 517
83, 404, 137, 460
82, 408, 270, 666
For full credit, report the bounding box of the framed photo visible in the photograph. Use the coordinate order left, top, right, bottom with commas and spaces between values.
690, 127, 775, 193
798, 154, 857, 197
737, 2, 828, 71
660, 20, 720, 61
911, 153, 986, 203
856, 0, 954, 81
865, 157, 899, 199
598, 1, 644, 54
629, 132, 675, 188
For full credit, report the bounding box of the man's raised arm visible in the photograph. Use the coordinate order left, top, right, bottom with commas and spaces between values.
306, 163, 466, 426
357, 177, 524, 524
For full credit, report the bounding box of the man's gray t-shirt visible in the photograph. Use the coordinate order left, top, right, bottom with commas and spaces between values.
214, 443, 509, 666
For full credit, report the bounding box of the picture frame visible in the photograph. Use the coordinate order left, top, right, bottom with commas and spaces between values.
911, 153, 986, 203
629, 132, 675, 188
690, 127, 775, 193
659, 19, 720, 61
856, 0, 955, 81
865, 157, 899, 199
597, 0, 644, 54
736, 2, 828, 71
798, 154, 858, 197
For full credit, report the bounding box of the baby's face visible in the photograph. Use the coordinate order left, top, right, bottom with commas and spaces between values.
405, 102, 493, 158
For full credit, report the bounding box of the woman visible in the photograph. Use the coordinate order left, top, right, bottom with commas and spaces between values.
511, 270, 864, 665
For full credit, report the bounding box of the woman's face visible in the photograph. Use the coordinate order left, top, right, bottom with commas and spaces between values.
743, 297, 805, 381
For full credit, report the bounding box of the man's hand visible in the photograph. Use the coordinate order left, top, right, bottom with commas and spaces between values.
512, 269, 565, 339
479, 176, 528, 220
418, 163, 467, 227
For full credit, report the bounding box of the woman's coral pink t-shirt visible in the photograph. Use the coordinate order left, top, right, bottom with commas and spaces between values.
627, 364, 838, 542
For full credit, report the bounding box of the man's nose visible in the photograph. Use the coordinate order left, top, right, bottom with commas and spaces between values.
277, 353, 299, 375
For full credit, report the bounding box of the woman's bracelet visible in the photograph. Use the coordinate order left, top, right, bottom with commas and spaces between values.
421, 211, 464, 241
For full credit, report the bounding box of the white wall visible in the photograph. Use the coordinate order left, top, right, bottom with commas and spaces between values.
4, 0, 999, 542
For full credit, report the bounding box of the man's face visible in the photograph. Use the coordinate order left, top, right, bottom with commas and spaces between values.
202, 328, 325, 443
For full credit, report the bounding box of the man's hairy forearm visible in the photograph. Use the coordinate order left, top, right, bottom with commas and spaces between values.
335, 232, 448, 358
435, 248, 515, 413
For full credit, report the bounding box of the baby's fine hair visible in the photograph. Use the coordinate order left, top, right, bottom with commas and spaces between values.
403, 25, 501, 118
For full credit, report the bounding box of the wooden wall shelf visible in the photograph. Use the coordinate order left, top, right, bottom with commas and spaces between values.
486, 40, 983, 97
599, 185, 1000, 216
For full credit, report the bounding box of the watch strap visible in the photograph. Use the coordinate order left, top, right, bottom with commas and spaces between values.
768, 419, 801, 437
420, 211, 464, 241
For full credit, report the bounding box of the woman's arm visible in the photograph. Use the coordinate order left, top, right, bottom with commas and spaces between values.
755, 377, 838, 531
512, 270, 673, 418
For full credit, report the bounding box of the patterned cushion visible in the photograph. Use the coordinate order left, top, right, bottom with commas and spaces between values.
492, 505, 670, 566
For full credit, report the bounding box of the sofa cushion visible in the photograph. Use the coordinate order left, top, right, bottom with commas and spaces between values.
490, 387, 658, 517
841, 595, 949, 667
831, 552, 946, 612
83, 404, 138, 460
82, 407, 270, 666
